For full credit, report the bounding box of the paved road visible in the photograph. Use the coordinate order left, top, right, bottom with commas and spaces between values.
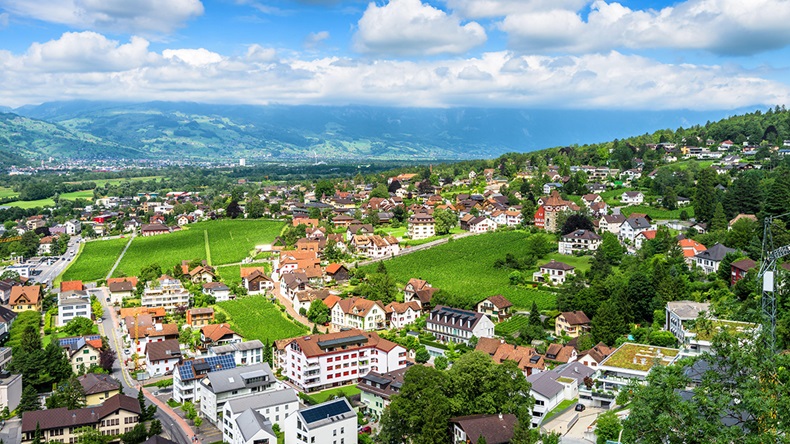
356, 231, 476, 267
92, 287, 197, 443
31, 236, 82, 287
0, 418, 21, 444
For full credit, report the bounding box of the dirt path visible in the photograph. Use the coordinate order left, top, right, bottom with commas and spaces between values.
106, 234, 135, 280
204, 230, 212, 266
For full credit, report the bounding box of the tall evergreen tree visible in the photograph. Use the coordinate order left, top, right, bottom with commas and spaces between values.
694, 168, 717, 224
528, 301, 541, 327
591, 299, 628, 346
710, 202, 728, 232
18, 385, 40, 417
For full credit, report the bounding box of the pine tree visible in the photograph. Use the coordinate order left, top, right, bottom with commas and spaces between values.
528, 301, 541, 327
694, 168, 716, 224
591, 299, 628, 346
18, 385, 40, 417
710, 202, 728, 232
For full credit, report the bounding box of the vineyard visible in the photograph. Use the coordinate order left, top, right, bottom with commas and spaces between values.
216, 297, 308, 342
113, 228, 206, 278
199, 219, 284, 265
494, 315, 530, 337
62, 238, 128, 282
361, 231, 558, 310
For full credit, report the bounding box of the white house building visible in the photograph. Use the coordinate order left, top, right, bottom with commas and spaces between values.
558, 230, 601, 255
694, 243, 737, 274
199, 363, 281, 424
274, 329, 407, 393
65, 220, 82, 235
407, 213, 436, 240
284, 398, 357, 444
173, 355, 237, 404
222, 388, 299, 443
619, 216, 655, 243
144, 339, 181, 376
203, 282, 232, 302
57, 290, 91, 327
621, 191, 644, 205
330, 297, 387, 331
208, 340, 265, 367
532, 260, 575, 286
142, 275, 191, 312
384, 301, 421, 329
425, 306, 495, 345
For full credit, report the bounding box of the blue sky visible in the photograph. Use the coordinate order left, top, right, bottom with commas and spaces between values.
1, 0, 789, 109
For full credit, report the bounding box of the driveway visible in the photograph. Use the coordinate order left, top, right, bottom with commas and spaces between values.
543, 406, 605, 443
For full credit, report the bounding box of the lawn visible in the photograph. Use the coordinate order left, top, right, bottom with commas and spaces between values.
621, 205, 695, 220
5, 198, 56, 208
598, 188, 628, 205
216, 262, 272, 286
542, 253, 591, 273
542, 399, 577, 424
197, 219, 285, 265
361, 231, 557, 310
306, 385, 361, 404
0, 187, 18, 199
60, 190, 95, 200
602, 343, 679, 371
380, 225, 407, 239
215, 297, 308, 343
113, 229, 206, 278
62, 237, 129, 282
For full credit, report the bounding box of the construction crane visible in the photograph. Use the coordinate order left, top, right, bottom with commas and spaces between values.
757, 212, 790, 352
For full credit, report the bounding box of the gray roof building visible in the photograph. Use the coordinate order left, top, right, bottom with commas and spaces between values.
201, 363, 276, 394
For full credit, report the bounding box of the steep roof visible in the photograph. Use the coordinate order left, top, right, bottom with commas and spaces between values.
449, 414, 518, 444
22, 394, 140, 432
560, 311, 590, 325
475, 337, 503, 357
385, 301, 421, 314
202, 323, 239, 343
60, 280, 84, 292
695, 243, 736, 262
277, 329, 400, 358
731, 258, 757, 272
539, 260, 575, 271
482, 295, 513, 309
78, 373, 120, 396
146, 339, 182, 362
9, 285, 41, 305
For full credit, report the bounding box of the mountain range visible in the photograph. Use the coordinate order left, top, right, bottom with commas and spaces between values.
0, 101, 752, 166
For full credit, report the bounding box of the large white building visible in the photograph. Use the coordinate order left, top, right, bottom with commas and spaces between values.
284, 398, 357, 444
222, 388, 299, 442
57, 290, 91, 327
208, 340, 265, 366
558, 229, 601, 255
425, 305, 495, 345
173, 355, 237, 404
274, 329, 407, 393
199, 363, 281, 424
407, 213, 435, 240
142, 275, 191, 312
329, 297, 387, 331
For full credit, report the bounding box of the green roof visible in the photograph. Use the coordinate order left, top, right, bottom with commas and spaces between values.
601, 343, 679, 372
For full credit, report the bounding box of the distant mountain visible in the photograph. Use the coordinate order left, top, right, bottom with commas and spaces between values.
4, 101, 751, 163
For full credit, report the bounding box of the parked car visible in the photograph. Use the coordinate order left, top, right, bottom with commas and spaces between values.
358, 426, 372, 434
575, 404, 586, 412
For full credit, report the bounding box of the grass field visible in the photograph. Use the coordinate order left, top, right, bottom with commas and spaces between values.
361, 231, 557, 310
5, 198, 56, 208
216, 262, 272, 286
0, 187, 18, 199
60, 190, 95, 200
216, 297, 308, 343
111, 219, 285, 278
67, 176, 164, 187
113, 229, 206, 278
62, 238, 129, 282
543, 253, 591, 272
621, 204, 695, 220
306, 386, 361, 404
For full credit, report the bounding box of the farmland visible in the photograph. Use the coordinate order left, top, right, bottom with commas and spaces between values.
113, 229, 206, 278
5, 198, 56, 208
0, 187, 18, 199
62, 238, 128, 282
494, 315, 530, 337
621, 204, 694, 220
216, 297, 308, 343
198, 219, 285, 265
60, 190, 95, 200
361, 231, 558, 310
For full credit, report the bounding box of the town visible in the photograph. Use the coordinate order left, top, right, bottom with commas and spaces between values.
0, 116, 788, 444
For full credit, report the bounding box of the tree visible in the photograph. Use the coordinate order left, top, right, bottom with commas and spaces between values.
63, 317, 95, 336
74, 426, 110, 444
306, 299, 330, 325
710, 202, 728, 232
315, 179, 336, 198
718, 252, 743, 283
434, 208, 458, 235
357, 272, 398, 304
226, 199, 242, 219
99, 347, 116, 372
384, 365, 452, 444
147, 420, 163, 437
246, 197, 266, 219
525, 233, 553, 258
139, 263, 162, 283
477, 436, 487, 444
415, 348, 430, 363
693, 168, 716, 224
560, 214, 595, 235
663, 186, 677, 210
137, 389, 157, 421
121, 423, 148, 444
599, 232, 623, 265
46, 376, 86, 410
528, 301, 541, 327
19, 230, 40, 258
434, 355, 448, 370
18, 385, 40, 417
591, 299, 628, 346
369, 184, 389, 199
595, 411, 621, 444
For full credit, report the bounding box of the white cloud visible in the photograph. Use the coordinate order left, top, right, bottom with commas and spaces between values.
446, 0, 589, 19
354, 0, 486, 56
0, 12, 9, 27
0, 0, 203, 34
0, 32, 787, 110
498, 0, 790, 55
305, 31, 330, 49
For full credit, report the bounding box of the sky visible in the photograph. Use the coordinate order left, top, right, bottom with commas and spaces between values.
1, 0, 790, 110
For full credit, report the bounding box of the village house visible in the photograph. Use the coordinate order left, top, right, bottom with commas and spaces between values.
476, 295, 513, 322
107, 277, 137, 305
384, 301, 421, 329
187, 307, 215, 327
476, 338, 546, 376
203, 281, 232, 302
532, 260, 575, 285
558, 229, 601, 254
283, 398, 357, 444
207, 340, 265, 366
241, 267, 274, 295
695, 243, 737, 274
426, 306, 495, 345
466, 216, 497, 234
357, 367, 408, 420
274, 329, 407, 393
619, 215, 655, 243
125, 317, 179, 356
577, 342, 615, 368
352, 234, 400, 258
407, 212, 436, 239
450, 414, 518, 444
188, 265, 217, 284
221, 388, 299, 444
633, 229, 657, 251
621, 191, 644, 205
142, 275, 191, 312
140, 223, 170, 236
403, 278, 438, 309
60, 335, 103, 373
9, 286, 42, 312
145, 339, 181, 376
20, 394, 141, 444
173, 355, 237, 404
198, 362, 280, 424
57, 290, 91, 326
331, 297, 387, 331
78, 373, 121, 406
555, 311, 591, 338
730, 258, 757, 285
678, 239, 707, 267
535, 191, 579, 232
201, 323, 243, 348
325, 263, 349, 283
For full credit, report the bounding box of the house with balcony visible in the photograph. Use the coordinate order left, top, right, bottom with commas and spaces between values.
186, 307, 215, 327
221, 388, 299, 443
330, 297, 387, 331
57, 290, 91, 327
426, 306, 494, 345
558, 230, 601, 255
198, 363, 280, 424
208, 340, 265, 367
591, 343, 680, 405
408, 213, 436, 240
555, 311, 590, 338
142, 275, 191, 312
532, 260, 575, 285
145, 339, 181, 376
173, 355, 237, 404
274, 329, 407, 393
283, 398, 357, 444
384, 301, 421, 329
665, 300, 757, 355
476, 295, 513, 322
618, 216, 655, 243
357, 367, 409, 420
403, 278, 438, 309
694, 243, 736, 274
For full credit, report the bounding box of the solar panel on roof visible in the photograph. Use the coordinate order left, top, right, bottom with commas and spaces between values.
301, 399, 352, 425
317, 335, 368, 349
